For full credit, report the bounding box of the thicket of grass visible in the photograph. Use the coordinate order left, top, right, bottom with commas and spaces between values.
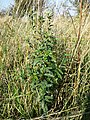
0, 11, 90, 119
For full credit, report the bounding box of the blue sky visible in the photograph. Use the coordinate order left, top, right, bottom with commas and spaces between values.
0, 0, 61, 10
0, 0, 76, 15
0, 0, 70, 10
0, 0, 14, 10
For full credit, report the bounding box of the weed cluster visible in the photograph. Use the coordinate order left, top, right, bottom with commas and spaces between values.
0, 10, 90, 120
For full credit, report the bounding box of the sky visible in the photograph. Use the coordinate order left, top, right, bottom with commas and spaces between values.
0, 0, 14, 10
0, 0, 62, 10
0, 0, 76, 15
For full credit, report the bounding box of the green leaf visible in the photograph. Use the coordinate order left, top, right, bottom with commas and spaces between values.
58, 69, 63, 74
46, 84, 53, 87
44, 73, 54, 78
55, 69, 62, 79
33, 58, 42, 66
45, 96, 53, 103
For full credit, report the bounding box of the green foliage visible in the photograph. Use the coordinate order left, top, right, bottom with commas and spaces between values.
30, 32, 63, 116
0, 13, 64, 119
0, 5, 90, 120
26, 14, 63, 116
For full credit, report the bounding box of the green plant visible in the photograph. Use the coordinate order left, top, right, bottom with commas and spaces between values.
28, 14, 63, 117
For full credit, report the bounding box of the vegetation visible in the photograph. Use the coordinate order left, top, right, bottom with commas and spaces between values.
0, 0, 90, 119
14, 0, 44, 17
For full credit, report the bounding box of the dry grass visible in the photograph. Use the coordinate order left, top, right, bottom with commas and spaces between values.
0, 11, 90, 119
